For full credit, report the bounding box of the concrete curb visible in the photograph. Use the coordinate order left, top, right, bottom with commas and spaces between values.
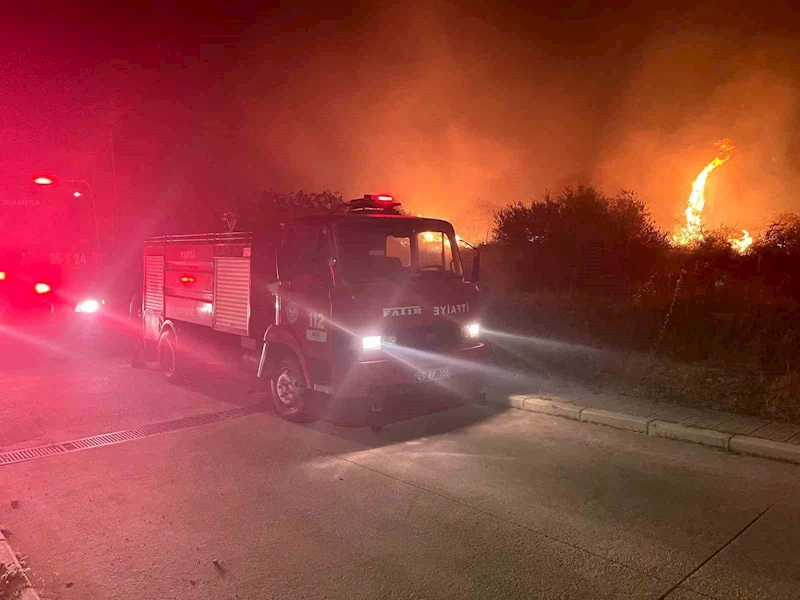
729, 435, 800, 463
488, 392, 800, 465
580, 408, 650, 433
489, 393, 529, 409
0, 529, 41, 600
523, 397, 583, 420
648, 420, 733, 450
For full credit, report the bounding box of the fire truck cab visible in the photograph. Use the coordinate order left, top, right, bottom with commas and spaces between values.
137, 195, 484, 423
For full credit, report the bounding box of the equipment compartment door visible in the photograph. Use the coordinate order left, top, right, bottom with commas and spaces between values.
213, 256, 251, 336
142, 252, 165, 342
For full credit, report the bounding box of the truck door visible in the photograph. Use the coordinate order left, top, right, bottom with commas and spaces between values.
277, 224, 333, 389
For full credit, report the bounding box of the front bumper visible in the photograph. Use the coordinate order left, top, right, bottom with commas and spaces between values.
331, 342, 486, 399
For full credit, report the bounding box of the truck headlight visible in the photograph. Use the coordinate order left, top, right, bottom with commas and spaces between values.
75, 299, 103, 313
463, 322, 480, 338
362, 335, 382, 350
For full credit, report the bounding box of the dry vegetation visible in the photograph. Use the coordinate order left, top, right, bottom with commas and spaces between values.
483, 187, 800, 422
0, 561, 28, 600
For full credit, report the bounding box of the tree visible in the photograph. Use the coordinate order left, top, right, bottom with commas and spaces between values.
756, 213, 800, 255
607, 191, 667, 251
492, 194, 560, 246
491, 185, 667, 293
219, 189, 345, 231
749, 213, 800, 298
258, 189, 344, 223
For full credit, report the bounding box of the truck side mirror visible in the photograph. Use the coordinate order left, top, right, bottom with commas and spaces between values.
470, 253, 480, 283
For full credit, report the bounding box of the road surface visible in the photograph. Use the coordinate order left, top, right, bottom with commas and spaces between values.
1, 338, 799, 599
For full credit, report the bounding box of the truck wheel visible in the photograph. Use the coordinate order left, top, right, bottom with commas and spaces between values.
157, 330, 182, 382
270, 354, 316, 422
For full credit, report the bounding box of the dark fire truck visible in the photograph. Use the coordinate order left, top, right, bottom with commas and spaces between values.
135, 195, 484, 423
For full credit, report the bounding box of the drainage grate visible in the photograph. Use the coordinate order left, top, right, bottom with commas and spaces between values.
0, 405, 263, 467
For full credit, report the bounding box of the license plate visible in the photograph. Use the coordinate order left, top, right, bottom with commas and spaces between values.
414, 367, 452, 383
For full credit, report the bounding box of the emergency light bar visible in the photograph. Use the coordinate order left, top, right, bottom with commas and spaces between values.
336, 194, 402, 215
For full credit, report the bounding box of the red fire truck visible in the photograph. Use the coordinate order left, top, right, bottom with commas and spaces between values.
0, 177, 113, 325
134, 195, 484, 423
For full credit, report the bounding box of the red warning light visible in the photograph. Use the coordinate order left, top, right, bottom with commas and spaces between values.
0, 271, 6, 280
33, 176, 55, 185
34, 282, 51, 294
180, 275, 195, 283
366, 194, 393, 202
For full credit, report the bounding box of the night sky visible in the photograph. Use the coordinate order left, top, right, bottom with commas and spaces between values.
2, 2, 800, 240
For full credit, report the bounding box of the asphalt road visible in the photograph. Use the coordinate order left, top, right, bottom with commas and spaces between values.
1, 337, 800, 599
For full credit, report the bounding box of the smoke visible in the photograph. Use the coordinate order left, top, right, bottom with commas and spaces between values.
591, 28, 800, 238
232, 2, 602, 240
5, 5, 800, 243
231, 3, 800, 241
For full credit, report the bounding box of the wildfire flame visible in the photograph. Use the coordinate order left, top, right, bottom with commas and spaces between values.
673, 139, 734, 247
728, 229, 753, 253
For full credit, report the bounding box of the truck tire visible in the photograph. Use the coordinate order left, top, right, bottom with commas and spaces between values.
270, 354, 316, 422
157, 330, 183, 382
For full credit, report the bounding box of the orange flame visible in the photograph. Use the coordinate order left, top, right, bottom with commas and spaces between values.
728, 229, 753, 254
421, 231, 437, 243
673, 139, 734, 247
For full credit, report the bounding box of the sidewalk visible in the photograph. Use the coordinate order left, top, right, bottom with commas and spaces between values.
487, 371, 800, 464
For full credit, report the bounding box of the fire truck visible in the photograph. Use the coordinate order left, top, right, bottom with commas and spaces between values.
0, 177, 118, 326
134, 195, 485, 423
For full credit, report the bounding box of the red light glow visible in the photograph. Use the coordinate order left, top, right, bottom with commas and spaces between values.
367, 194, 393, 202
73, 191, 82, 197
180, 275, 195, 283
0, 271, 6, 280
34, 282, 51, 294
33, 177, 54, 185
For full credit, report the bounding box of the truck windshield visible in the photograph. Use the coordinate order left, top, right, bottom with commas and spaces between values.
336, 220, 463, 283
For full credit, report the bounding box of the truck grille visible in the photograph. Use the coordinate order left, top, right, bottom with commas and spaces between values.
213, 257, 250, 335
396, 323, 460, 350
